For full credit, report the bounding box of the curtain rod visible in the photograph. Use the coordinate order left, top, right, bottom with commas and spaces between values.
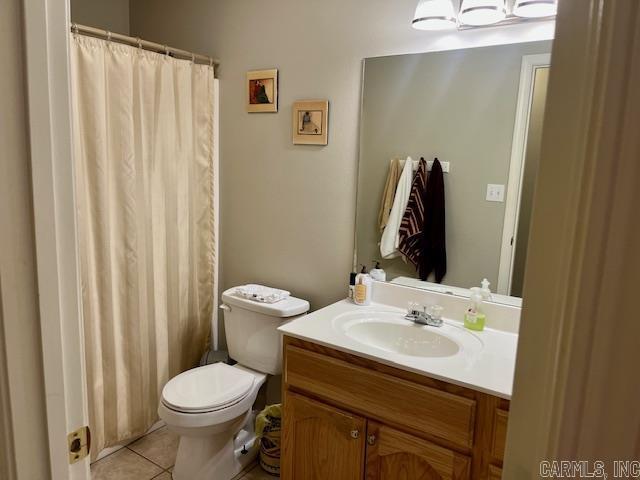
71, 23, 220, 70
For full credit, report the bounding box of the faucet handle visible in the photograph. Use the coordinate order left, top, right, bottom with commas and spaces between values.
407, 301, 420, 315
426, 304, 443, 319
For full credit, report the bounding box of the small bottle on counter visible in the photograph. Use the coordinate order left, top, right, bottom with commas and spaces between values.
348, 271, 357, 301
354, 265, 372, 306
464, 288, 486, 331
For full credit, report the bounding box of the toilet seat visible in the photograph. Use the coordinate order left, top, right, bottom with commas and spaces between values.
158, 364, 266, 431
161, 363, 255, 414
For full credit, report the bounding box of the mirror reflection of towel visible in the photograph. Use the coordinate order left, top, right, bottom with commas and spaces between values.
419, 158, 446, 282
378, 158, 401, 231
398, 158, 428, 268
380, 158, 414, 259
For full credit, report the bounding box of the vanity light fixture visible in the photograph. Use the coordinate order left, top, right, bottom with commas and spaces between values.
459, 0, 507, 26
412, 0, 457, 31
411, 0, 557, 31
513, 0, 557, 18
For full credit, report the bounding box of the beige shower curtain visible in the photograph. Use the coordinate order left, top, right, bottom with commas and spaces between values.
70, 34, 217, 455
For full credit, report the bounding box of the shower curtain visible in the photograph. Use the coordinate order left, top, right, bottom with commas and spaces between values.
70, 34, 217, 456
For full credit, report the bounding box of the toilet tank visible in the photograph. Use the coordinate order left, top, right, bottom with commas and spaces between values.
221, 287, 310, 375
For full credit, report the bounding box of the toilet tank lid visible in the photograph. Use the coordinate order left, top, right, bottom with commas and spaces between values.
222, 287, 310, 318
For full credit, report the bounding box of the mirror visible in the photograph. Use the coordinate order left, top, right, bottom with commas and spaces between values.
355, 41, 552, 306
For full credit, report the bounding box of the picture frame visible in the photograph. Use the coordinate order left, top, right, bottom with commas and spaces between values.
246, 69, 278, 113
292, 100, 329, 145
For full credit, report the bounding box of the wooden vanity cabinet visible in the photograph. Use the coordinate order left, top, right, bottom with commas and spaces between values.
282, 391, 366, 479
281, 336, 509, 480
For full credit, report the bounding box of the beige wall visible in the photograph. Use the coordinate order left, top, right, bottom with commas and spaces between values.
0, 0, 51, 477
71, 0, 129, 34
357, 42, 551, 289
130, 0, 554, 309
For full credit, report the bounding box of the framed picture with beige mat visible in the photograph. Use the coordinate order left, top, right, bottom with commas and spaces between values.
292, 100, 329, 145
247, 69, 278, 112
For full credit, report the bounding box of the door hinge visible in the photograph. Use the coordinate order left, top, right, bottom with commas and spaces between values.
68, 426, 91, 464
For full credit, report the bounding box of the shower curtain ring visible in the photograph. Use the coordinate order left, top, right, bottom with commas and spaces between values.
136, 37, 142, 50
164, 45, 170, 56
107, 31, 112, 43
72, 23, 79, 35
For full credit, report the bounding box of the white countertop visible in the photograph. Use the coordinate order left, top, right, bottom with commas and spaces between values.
278, 300, 518, 399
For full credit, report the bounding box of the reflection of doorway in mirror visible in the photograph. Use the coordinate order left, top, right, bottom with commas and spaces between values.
509, 67, 549, 297
497, 53, 552, 296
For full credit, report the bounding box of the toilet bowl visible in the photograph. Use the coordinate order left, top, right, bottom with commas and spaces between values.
159, 363, 266, 480
159, 285, 310, 480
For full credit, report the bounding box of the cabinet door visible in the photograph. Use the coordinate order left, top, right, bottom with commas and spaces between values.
488, 465, 503, 480
365, 422, 470, 480
282, 391, 366, 480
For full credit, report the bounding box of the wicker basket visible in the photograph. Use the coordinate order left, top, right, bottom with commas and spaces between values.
256, 404, 282, 476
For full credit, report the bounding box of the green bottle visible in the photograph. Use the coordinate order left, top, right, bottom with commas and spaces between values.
464, 288, 486, 331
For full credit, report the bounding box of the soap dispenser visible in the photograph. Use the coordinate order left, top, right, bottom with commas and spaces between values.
369, 261, 386, 282
354, 265, 372, 306
464, 287, 486, 331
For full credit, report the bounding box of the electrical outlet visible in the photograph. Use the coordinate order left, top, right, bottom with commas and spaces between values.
486, 184, 505, 202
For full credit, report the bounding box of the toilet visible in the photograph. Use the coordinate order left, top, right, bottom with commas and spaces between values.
158, 286, 310, 480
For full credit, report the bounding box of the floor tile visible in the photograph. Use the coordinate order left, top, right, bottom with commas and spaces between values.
128, 426, 179, 469
152, 473, 172, 479
241, 463, 278, 479
231, 462, 256, 480
90, 448, 163, 480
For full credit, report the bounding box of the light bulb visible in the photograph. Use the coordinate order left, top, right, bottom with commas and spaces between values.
513, 0, 557, 18
459, 0, 506, 26
412, 0, 457, 31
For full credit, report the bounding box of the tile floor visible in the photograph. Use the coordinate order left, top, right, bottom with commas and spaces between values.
90, 426, 273, 479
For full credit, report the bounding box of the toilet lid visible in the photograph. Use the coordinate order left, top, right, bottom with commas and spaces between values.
162, 363, 255, 413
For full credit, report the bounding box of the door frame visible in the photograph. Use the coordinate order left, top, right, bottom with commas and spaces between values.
23, 0, 90, 478
497, 53, 551, 296
505, 0, 640, 476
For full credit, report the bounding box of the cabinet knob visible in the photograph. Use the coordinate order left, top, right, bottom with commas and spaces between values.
350, 429, 360, 439
367, 434, 376, 445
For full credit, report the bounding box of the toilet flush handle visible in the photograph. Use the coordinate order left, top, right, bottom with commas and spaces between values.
220, 304, 231, 312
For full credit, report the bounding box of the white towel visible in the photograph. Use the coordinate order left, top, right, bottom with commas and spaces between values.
380, 157, 414, 259
234, 284, 290, 303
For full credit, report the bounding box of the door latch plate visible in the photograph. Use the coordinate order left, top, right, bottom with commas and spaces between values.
68, 426, 90, 464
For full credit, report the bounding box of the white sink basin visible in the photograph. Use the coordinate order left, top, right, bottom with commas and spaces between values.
332, 310, 482, 358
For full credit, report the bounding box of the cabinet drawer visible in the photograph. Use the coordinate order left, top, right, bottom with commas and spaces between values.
491, 408, 509, 460
285, 345, 476, 448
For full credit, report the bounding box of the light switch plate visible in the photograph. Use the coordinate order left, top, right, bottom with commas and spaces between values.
486, 184, 505, 202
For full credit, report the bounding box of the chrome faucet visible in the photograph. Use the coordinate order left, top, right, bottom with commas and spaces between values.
405, 302, 444, 327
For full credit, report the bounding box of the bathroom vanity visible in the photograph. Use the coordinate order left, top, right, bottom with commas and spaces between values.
274, 39, 544, 479
278, 286, 519, 480
281, 336, 508, 480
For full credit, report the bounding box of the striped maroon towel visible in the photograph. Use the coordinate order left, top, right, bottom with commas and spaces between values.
398, 158, 428, 268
